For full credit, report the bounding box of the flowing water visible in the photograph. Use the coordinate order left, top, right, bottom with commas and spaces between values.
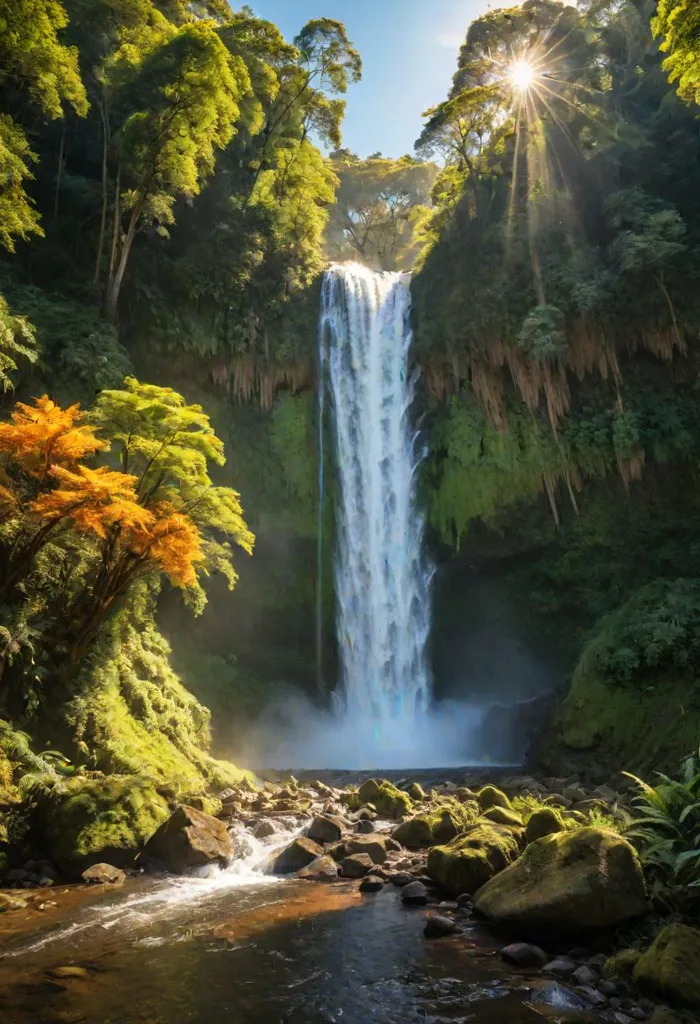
0, 817, 598, 1024
318, 264, 433, 765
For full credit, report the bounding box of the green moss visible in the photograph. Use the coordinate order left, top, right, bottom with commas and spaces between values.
555, 659, 700, 773
634, 924, 700, 1009
477, 786, 513, 811
44, 775, 170, 875
525, 806, 565, 842
394, 797, 479, 848
407, 782, 426, 801
481, 805, 523, 827
356, 779, 413, 819
427, 822, 522, 896
603, 947, 642, 979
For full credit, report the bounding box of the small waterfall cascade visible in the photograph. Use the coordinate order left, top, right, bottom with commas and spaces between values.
319, 263, 432, 756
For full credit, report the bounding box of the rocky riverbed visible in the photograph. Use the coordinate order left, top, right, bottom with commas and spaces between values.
1, 770, 698, 1024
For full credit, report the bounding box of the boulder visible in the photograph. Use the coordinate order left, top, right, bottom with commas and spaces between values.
544, 957, 578, 979
424, 914, 457, 937
525, 807, 565, 843
354, 819, 375, 834
344, 835, 387, 865
296, 855, 339, 882
359, 875, 385, 893
271, 836, 324, 875
603, 949, 643, 979
81, 863, 126, 886
307, 815, 343, 844
142, 805, 233, 875
357, 779, 412, 819
501, 943, 549, 968
252, 820, 278, 840
427, 822, 521, 896
341, 853, 374, 878
634, 924, 700, 1009
476, 786, 512, 811
401, 880, 428, 905
481, 806, 523, 828
474, 827, 648, 934
358, 779, 381, 804
407, 782, 426, 802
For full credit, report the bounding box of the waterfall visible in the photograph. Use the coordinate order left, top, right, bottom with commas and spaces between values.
319, 263, 432, 758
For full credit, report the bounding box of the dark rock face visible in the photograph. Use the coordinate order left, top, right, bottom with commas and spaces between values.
142, 806, 234, 875
341, 853, 375, 878
272, 837, 324, 875
81, 863, 126, 886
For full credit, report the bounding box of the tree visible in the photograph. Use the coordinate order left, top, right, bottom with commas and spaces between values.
0, 0, 88, 251
325, 152, 436, 270
103, 20, 254, 319
0, 295, 37, 392
653, 1, 700, 105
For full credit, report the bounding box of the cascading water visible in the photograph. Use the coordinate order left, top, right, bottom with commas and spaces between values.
319, 263, 433, 761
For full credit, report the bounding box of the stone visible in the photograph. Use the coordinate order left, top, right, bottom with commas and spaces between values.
359, 875, 385, 893
573, 965, 599, 986
271, 836, 324, 875
358, 779, 381, 804
341, 853, 374, 878
427, 822, 521, 896
424, 914, 457, 937
604, 949, 643, 979
401, 880, 428, 905
296, 855, 339, 882
142, 805, 233, 875
7, 868, 29, 882
633, 924, 700, 1009
501, 942, 549, 968
355, 806, 378, 821
474, 827, 648, 934
481, 806, 523, 828
544, 957, 578, 979
0, 892, 27, 912
252, 820, 278, 840
476, 786, 512, 811
392, 817, 433, 849
81, 863, 126, 886
545, 794, 572, 809
354, 819, 375, 834
601, 982, 620, 997
407, 782, 426, 801
47, 967, 89, 980
385, 837, 401, 852
390, 871, 414, 887
568, 946, 592, 959
525, 807, 565, 843
648, 1009, 698, 1024
344, 835, 387, 865
579, 986, 608, 1008
307, 815, 343, 844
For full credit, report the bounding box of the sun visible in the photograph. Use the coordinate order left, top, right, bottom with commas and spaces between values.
510, 59, 536, 91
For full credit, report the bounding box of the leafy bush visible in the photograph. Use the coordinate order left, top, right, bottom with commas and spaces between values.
624, 751, 700, 910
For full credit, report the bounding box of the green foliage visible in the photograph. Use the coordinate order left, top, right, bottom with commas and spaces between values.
580, 579, 700, 686
624, 751, 700, 909
653, 0, 700, 105
0, 116, 43, 252
0, 294, 37, 391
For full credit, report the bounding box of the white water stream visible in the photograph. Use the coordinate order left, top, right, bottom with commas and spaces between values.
319, 264, 434, 762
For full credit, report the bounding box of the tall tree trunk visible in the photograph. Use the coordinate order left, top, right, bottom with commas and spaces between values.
93, 101, 110, 286
105, 197, 142, 322
53, 126, 66, 226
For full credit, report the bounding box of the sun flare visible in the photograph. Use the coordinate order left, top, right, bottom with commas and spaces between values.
510, 59, 536, 91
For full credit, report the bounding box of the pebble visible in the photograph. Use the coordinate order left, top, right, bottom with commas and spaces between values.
501, 943, 549, 968
423, 914, 457, 938
577, 985, 608, 1008
573, 965, 599, 986
543, 956, 577, 979
359, 875, 384, 893
401, 881, 428, 905
389, 872, 414, 887
600, 980, 618, 997
354, 820, 375, 834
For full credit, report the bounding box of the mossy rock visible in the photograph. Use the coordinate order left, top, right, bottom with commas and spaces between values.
356, 779, 412, 820
481, 806, 523, 828
474, 827, 648, 935
477, 786, 512, 811
393, 798, 479, 848
526, 806, 565, 843
634, 924, 700, 1009
44, 775, 170, 875
392, 816, 433, 849
602, 947, 642, 979
407, 782, 426, 802
427, 822, 521, 896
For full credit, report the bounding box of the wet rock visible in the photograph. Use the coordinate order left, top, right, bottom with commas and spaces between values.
341, 853, 374, 878
600, 981, 620, 997
142, 805, 233, 875
296, 855, 339, 882
252, 820, 278, 840
501, 942, 549, 968
545, 794, 572, 809
81, 863, 126, 886
389, 871, 414, 887
344, 835, 387, 865
385, 837, 402, 852
401, 880, 428, 905
633, 923, 700, 1009
354, 819, 375, 834
424, 914, 457, 938
355, 806, 378, 821
474, 827, 648, 934
573, 964, 599, 986
544, 957, 578, 979
272, 837, 324, 874
307, 815, 343, 844
526, 807, 565, 843
0, 892, 27, 912
359, 875, 385, 893
481, 806, 523, 828
47, 967, 89, 980
579, 985, 608, 1008
476, 786, 512, 811
427, 822, 521, 896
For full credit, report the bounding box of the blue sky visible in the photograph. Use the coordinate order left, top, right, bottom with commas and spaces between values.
250, 0, 495, 158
